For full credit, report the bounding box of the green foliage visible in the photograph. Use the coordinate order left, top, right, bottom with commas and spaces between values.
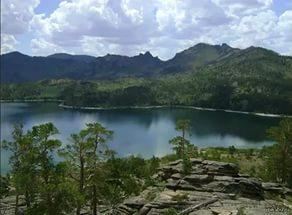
169, 136, 190, 158
169, 119, 194, 159
162, 208, 178, 215
171, 193, 189, 202
238, 207, 246, 215
0, 176, 10, 198
175, 119, 191, 138
266, 119, 292, 186
2, 123, 80, 215
228, 145, 236, 155
2, 124, 38, 210
100, 154, 160, 206
182, 157, 192, 175
169, 119, 197, 175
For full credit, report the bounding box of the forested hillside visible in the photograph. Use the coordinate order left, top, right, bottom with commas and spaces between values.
1, 43, 292, 114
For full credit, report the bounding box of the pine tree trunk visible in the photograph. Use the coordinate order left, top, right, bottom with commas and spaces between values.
76, 206, 81, 215
15, 193, 19, 215
92, 185, 97, 215
25, 190, 31, 207
77, 160, 84, 215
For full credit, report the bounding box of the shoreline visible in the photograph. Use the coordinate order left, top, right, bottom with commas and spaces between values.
1, 100, 291, 118
58, 104, 292, 118
0, 99, 62, 103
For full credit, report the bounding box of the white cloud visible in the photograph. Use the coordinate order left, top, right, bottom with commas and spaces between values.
29, 0, 233, 58
1, 34, 18, 54
1, 0, 40, 54
31, 38, 67, 55
228, 10, 278, 48
277, 10, 292, 40
1, 0, 40, 34
269, 10, 292, 55
1, 0, 292, 58
212, 0, 273, 17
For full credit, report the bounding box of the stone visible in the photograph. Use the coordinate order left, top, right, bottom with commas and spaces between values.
124, 196, 147, 209
262, 182, 284, 193
189, 209, 213, 215
171, 173, 183, 180
190, 158, 203, 164
202, 160, 239, 176
214, 176, 235, 182
235, 177, 263, 199
184, 174, 213, 184
119, 160, 292, 214
210, 208, 238, 215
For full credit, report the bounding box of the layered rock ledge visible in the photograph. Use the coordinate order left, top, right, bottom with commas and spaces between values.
117, 159, 292, 215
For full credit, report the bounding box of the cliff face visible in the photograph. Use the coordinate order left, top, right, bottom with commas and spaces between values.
117, 159, 292, 215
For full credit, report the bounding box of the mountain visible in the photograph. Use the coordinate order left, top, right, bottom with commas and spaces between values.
47, 53, 96, 63
160, 43, 239, 74
1, 43, 291, 83
0, 51, 95, 83
0, 51, 163, 83
92, 51, 163, 79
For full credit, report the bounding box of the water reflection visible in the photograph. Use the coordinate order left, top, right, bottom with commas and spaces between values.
1, 102, 278, 174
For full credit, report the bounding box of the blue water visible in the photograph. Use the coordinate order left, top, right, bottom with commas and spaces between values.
1, 102, 278, 174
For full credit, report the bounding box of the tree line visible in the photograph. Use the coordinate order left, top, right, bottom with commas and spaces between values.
2, 68, 292, 114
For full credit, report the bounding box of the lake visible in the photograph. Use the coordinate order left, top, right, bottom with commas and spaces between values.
1, 102, 280, 174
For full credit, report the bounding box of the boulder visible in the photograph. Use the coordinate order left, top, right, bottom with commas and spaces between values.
202, 160, 239, 176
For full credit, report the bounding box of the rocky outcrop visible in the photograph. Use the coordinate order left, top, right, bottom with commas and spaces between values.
117, 159, 292, 215
1, 159, 291, 215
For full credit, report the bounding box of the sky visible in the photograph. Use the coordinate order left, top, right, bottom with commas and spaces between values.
1, 0, 292, 60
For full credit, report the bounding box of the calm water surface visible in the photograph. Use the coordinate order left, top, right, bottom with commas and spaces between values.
1, 102, 279, 174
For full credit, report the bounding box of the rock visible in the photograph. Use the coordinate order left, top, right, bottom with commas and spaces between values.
203, 181, 239, 193
168, 159, 183, 166
138, 206, 151, 215
210, 208, 238, 215
202, 160, 239, 176
189, 209, 213, 215
117, 204, 137, 214
236, 177, 263, 199
190, 158, 203, 164
171, 173, 183, 180
124, 196, 147, 209
214, 176, 235, 182
262, 182, 285, 193
3, 159, 291, 215
184, 174, 213, 184
119, 159, 292, 214
158, 163, 183, 180
166, 179, 197, 191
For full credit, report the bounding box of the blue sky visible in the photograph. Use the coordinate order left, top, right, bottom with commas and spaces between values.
272, 0, 292, 15
1, 0, 292, 60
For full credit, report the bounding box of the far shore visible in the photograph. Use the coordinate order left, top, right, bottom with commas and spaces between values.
58, 103, 292, 118
1, 99, 63, 103
1, 99, 291, 118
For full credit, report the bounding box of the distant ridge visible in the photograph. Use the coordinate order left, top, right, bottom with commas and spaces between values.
47, 53, 96, 63
0, 43, 288, 83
